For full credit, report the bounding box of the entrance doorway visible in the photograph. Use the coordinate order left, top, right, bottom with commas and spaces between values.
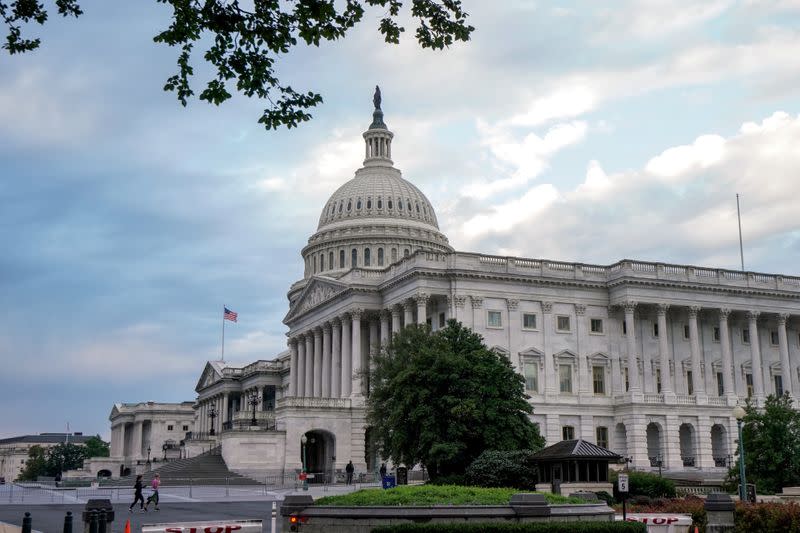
302, 430, 336, 483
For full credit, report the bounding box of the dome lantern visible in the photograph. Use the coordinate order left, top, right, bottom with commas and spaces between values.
362, 85, 394, 167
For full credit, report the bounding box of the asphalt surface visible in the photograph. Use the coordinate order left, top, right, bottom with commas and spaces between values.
0, 501, 283, 532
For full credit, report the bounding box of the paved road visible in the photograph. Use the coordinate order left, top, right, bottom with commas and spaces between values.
0, 501, 283, 532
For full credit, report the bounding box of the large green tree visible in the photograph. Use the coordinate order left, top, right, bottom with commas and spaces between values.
728, 394, 800, 494
1, 0, 473, 130
367, 320, 545, 479
17, 445, 47, 481
84, 435, 110, 458
44, 442, 89, 475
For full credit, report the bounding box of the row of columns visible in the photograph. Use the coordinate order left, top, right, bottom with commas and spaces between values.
288, 295, 431, 398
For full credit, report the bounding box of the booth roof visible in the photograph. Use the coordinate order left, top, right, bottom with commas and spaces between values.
532, 439, 621, 461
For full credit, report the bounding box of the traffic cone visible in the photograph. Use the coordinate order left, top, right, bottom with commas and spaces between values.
125, 518, 131, 533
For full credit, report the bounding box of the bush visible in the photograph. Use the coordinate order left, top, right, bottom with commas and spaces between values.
316, 485, 582, 506
735, 501, 800, 533
371, 522, 647, 533
464, 450, 538, 489
427, 474, 466, 486
610, 471, 676, 499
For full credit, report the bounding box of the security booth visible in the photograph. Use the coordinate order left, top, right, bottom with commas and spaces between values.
533, 439, 620, 496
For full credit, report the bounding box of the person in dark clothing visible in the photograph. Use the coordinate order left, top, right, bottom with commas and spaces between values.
379, 463, 387, 479
345, 460, 354, 485
129, 474, 145, 512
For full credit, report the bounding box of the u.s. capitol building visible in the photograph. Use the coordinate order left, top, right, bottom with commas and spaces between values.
111, 92, 800, 481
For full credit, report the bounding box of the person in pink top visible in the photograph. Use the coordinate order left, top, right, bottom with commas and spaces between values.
143, 473, 161, 511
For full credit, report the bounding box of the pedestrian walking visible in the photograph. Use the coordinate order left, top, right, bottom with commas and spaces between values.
345, 460, 354, 485
128, 474, 145, 512
143, 473, 161, 511
379, 463, 387, 479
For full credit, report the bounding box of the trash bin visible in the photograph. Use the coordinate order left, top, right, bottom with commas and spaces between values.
82, 498, 114, 533
395, 466, 408, 485
382, 475, 396, 489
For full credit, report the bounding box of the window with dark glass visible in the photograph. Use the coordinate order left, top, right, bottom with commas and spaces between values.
340, 250, 345, 268
364, 248, 371, 266
590, 318, 604, 334
683, 324, 690, 340
522, 313, 537, 330
742, 329, 751, 344
592, 366, 605, 395
377, 248, 384, 266
351, 248, 357, 267
687, 370, 694, 395
746, 373, 754, 397
775, 375, 784, 396
713, 327, 721, 342
716, 372, 724, 396
596, 426, 608, 449
562, 426, 575, 440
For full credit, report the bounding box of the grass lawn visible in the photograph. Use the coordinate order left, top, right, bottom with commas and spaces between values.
315, 484, 585, 506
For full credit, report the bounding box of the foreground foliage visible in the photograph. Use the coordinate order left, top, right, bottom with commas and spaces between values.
465, 450, 539, 490
315, 485, 581, 506
367, 321, 545, 479
371, 522, 647, 533
726, 394, 800, 494
2, 0, 473, 130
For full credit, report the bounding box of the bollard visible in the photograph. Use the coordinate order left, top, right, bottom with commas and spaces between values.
88, 510, 99, 533
226, 476, 230, 497
270, 501, 277, 533
63, 510, 73, 533
98, 509, 107, 533
22, 512, 32, 533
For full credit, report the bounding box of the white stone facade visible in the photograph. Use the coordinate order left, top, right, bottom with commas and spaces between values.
189, 96, 800, 478
0, 433, 94, 481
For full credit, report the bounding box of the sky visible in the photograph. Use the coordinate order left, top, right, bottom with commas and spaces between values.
1, 0, 800, 440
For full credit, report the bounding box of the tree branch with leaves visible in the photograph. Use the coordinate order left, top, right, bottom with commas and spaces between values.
2, 0, 473, 130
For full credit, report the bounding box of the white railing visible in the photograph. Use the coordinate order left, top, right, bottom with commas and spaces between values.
707, 397, 727, 407
675, 395, 696, 405
643, 393, 664, 404
278, 397, 351, 409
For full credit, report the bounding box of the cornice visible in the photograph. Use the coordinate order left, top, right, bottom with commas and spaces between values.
607, 276, 800, 301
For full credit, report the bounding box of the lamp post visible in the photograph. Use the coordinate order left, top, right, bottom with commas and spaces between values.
248, 390, 259, 427
146, 445, 151, 465
301, 434, 308, 491
656, 454, 663, 477
733, 405, 747, 502
208, 404, 218, 436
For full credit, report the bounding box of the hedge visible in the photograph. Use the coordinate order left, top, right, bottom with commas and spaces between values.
315, 485, 582, 506
464, 450, 539, 489
371, 522, 647, 533
610, 471, 676, 499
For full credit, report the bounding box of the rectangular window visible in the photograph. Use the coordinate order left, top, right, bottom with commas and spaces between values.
559, 364, 573, 393
683, 324, 690, 340
746, 373, 754, 398
562, 426, 575, 440
622, 320, 627, 335
742, 329, 750, 344
487, 310, 502, 328
556, 315, 571, 332
716, 372, 724, 396
522, 313, 537, 330
652, 323, 659, 338
624, 367, 629, 391
713, 327, 721, 342
590, 318, 604, 334
596, 426, 609, 449
182, 425, 189, 431
775, 375, 784, 396
167, 425, 174, 431
524, 362, 538, 392
439, 312, 445, 328
592, 366, 605, 395
771, 331, 779, 346
687, 370, 694, 395
656, 368, 662, 393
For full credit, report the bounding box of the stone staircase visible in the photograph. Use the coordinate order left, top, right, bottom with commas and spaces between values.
101, 447, 261, 487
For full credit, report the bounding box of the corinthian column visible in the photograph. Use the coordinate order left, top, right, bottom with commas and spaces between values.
718, 309, 735, 400
687, 306, 705, 396
351, 309, 363, 396
391, 306, 401, 334
623, 302, 641, 393
778, 314, 793, 397
403, 300, 414, 327
657, 304, 674, 397
341, 314, 352, 397
380, 310, 390, 347
288, 338, 298, 397
416, 293, 428, 325
748, 311, 765, 401
331, 318, 342, 398
322, 323, 332, 397
304, 333, 314, 397
296, 334, 306, 397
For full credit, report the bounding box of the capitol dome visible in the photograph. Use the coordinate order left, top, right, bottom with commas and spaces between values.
299, 87, 452, 280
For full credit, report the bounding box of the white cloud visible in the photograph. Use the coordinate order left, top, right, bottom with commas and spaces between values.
645, 134, 726, 179
506, 87, 596, 128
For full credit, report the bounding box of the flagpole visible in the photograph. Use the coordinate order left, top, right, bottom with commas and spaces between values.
736, 193, 745, 271
221, 305, 226, 363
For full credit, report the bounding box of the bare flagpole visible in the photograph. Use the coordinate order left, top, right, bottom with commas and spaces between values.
221, 305, 226, 363
736, 194, 745, 271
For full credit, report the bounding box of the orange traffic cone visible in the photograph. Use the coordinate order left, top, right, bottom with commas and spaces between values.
125, 518, 131, 533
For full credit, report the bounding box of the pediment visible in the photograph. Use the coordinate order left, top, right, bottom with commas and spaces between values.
588, 352, 612, 367
195, 362, 222, 392
284, 276, 349, 322
554, 349, 578, 361
519, 347, 544, 358
490, 345, 510, 357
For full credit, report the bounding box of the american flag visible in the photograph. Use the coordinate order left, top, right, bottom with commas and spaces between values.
224, 307, 238, 322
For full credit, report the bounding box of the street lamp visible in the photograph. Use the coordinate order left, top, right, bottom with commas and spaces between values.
733, 405, 747, 502
162, 443, 167, 461
208, 404, 218, 436
656, 454, 663, 477
248, 390, 260, 426
301, 434, 309, 491
146, 445, 151, 464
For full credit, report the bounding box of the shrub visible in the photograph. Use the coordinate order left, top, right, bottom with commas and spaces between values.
610, 471, 676, 499
371, 522, 647, 533
427, 474, 466, 486
735, 501, 800, 533
595, 491, 615, 506
464, 450, 538, 489
315, 484, 581, 506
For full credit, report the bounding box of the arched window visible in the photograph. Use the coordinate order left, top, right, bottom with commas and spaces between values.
367, 198, 372, 209
378, 248, 384, 266
347, 200, 352, 211
351, 248, 358, 267
391, 248, 397, 262
377, 198, 383, 209
388, 199, 393, 209
338, 201, 343, 213
339, 249, 345, 268
416, 203, 420, 213
357, 199, 362, 209
423, 206, 427, 215
313, 255, 317, 273
398, 199, 403, 210
404, 248, 410, 257
329, 251, 334, 270
364, 248, 371, 266
320, 253, 325, 271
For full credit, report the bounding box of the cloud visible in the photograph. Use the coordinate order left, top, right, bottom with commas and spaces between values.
645, 134, 726, 179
